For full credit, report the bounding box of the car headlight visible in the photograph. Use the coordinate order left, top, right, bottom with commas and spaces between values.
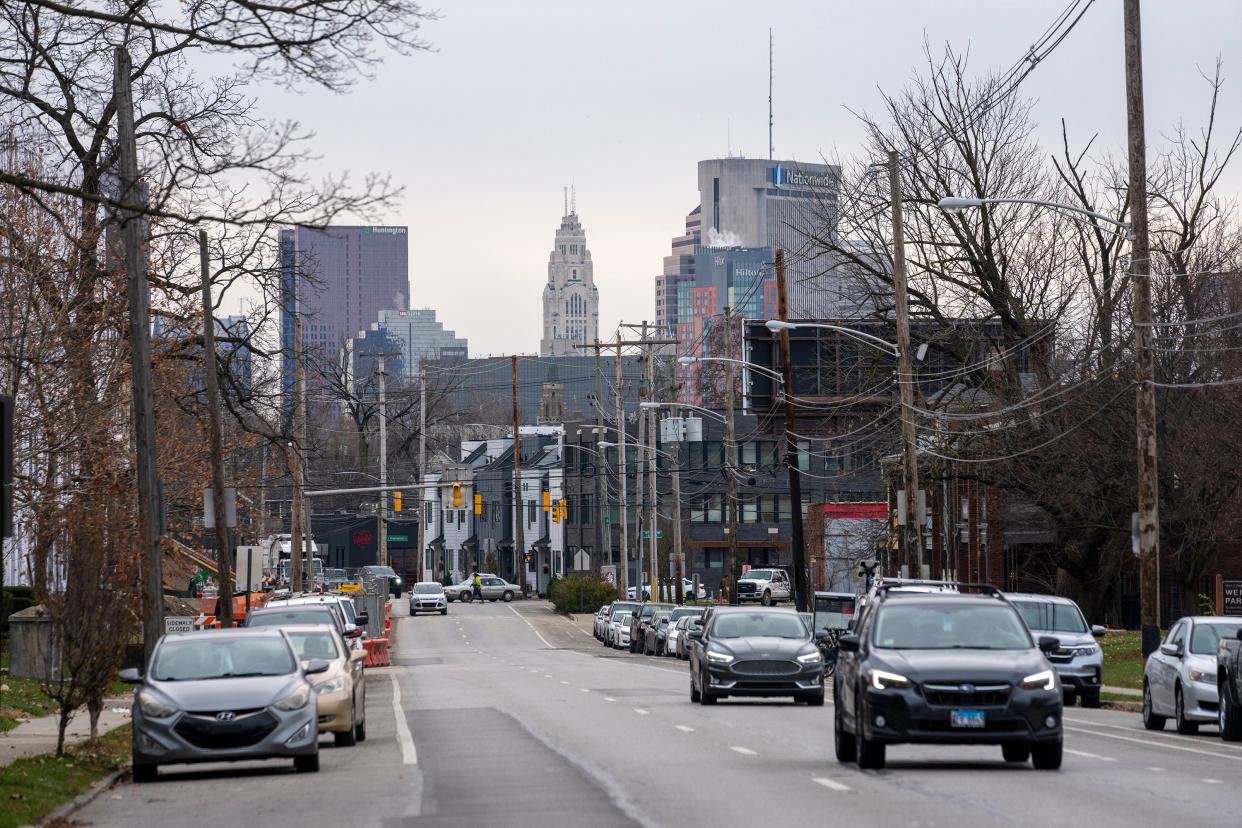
1190, 668, 1215, 684
138, 691, 178, 718
1021, 670, 1057, 691
797, 651, 823, 665
868, 669, 910, 690
1070, 645, 1098, 656
705, 649, 735, 664
314, 675, 348, 695
273, 684, 311, 711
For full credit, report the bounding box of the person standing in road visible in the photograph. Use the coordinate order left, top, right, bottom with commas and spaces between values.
472, 570, 483, 602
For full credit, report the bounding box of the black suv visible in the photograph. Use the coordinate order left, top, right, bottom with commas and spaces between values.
834, 583, 1064, 770
628, 602, 673, 654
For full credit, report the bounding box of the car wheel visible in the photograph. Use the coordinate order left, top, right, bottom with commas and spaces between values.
355, 716, 367, 743
294, 752, 320, 773
834, 701, 856, 763
1175, 685, 1199, 735
802, 688, 826, 706
761, 590, 772, 607
1062, 690, 1077, 707
502, 590, 514, 602
1142, 681, 1167, 731
1002, 743, 1031, 763
690, 678, 701, 703
334, 725, 357, 747
440, 608, 448, 616
132, 762, 158, 783
1080, 690, 1101, 709
698, 670, 718, 705
1219, 679, 1242, 741
855, 712, 886, 771
1031, 739, 1062, 770
460, 592, 472, 603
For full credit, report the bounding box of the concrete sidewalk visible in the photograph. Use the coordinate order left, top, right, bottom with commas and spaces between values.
0, 698, 131, 769
1102, 685, 1141, 697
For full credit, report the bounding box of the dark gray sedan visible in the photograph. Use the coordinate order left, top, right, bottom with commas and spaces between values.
688, 607, 827, 705
121, 630, 329, 781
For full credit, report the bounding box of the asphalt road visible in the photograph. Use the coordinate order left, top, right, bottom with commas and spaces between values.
79, 599, 1242, 827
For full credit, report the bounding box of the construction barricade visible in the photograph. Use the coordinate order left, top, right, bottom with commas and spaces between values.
363, 636, 390, 667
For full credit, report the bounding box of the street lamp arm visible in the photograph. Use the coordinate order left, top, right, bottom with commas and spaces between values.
680, 355, 785, 384
937, 196, 1132, 236
764, 320, 899, 357
640, 400, 727, 423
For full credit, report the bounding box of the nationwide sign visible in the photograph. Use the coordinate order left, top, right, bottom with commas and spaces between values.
771, 164, 833, 189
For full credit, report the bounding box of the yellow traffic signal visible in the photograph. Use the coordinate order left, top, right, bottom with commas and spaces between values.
551, 503, 560, 523
452, 481, 462, 508
393, 490, 402, 512
542, 490, 551, 512
473, 492, 483, 515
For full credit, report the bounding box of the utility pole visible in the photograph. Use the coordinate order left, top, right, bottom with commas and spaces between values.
645, 322, 659, 601
116, 47, 163, 657
257, 443, 268, 543
671, 359, 685, 604
635, 375, 647, 594
723, 307, 740, 606
888, 149, 924, 579
614, 335, 629, 599
418, 365, 427, 580
376, 353, 389, 569
592, 341, 607, 572
199, 231, 233, 626
511, 355, 526, 594
1125, 0, 1160, 658
774, 252, 809, 612
289, 312, 306, 594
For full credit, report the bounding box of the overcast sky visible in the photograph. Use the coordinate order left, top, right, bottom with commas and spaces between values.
238, 0, 1242, 356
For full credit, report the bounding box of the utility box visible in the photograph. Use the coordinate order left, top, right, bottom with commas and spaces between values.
8, 604, 59, 679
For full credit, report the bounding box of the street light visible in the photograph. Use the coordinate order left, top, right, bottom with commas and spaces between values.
764, 319, 901, 357
936, 196, 1134, 238
677, 355, 786, 385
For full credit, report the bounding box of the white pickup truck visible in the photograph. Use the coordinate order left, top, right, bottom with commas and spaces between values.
736, 568, 792, 605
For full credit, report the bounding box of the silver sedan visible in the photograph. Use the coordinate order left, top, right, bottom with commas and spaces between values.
448, 574, 521, 603
1144, 615, 1242, 734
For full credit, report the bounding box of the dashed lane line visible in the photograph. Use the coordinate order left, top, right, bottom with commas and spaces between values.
730, 746, 758, 756
1203, 778, 1223, 784
1064, 748, 1116, 762
604, 697, 617, 703
633, 708, 650, 715
1148, 767, 1166, 772
811, 777, 852, 792
675, 725, 694, 733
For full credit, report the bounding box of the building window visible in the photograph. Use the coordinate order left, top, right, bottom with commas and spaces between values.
797, 440, 810, 472
528, 501, 537, 524
742, 499, 758, 523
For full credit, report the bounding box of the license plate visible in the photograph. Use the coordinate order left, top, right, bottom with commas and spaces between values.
951, 709, 985, 728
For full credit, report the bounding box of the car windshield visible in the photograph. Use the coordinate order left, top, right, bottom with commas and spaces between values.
249, 609, 336, 629
612, 612, 632, 622
286, 630, 341, 661
612, 602, 639, 613
712, 612, 807, 639
740, 570, 772, 581
873, 603, 1033, 650
1190, 621, 1242, 655
669, 608, 702, 622
151, 637, 295, 681
1012, 599, 1088, 634
414, 584, 444, 594
367, 566, 398, 578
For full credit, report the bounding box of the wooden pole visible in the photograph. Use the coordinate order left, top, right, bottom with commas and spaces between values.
199, 231, 233, 625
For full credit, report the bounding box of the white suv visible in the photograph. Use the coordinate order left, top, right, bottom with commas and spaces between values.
736, 569, 792, 605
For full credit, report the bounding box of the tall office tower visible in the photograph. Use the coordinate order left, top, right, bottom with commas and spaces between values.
654, 206, 701, 339
696, 158, 842, 318
540, 201, 599, 357
374, 308, 469, 376
280, 225, 409, 418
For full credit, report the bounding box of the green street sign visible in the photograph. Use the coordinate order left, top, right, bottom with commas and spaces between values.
640, 530, 664, 540
657, 530, 664, 539
388, 534, 409, 542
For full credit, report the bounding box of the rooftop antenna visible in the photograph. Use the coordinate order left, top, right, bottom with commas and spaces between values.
571, 181, 576, 215
727, 117, 732, 157
768, 28, 774, 161
563, 186, 568, 216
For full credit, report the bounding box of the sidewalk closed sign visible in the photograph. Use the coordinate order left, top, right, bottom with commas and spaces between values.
165, 617, 194, 634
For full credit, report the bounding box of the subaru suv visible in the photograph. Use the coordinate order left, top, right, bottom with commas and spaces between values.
1008, 593, 1105, 708
834, 582, 1064, 770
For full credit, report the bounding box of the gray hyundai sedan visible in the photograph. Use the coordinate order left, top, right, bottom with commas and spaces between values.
121, 629, 330, 781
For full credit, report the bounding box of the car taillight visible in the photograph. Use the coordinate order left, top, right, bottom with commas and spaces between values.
348, 628, 363, 638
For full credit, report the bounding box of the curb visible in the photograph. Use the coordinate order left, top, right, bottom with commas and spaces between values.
27, 766, 127, 827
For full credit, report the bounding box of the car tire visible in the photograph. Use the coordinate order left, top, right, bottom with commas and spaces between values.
355, 716, 367, 743
856, 731, 885, 770
761, 590, 773, 607
294, 752, 320, 773
690, 679, 701, 703
834, 702, 856, 763
1219, 679, 1242, 741
1062, 690, 1077, 707
502, 591, 514, 602
1002, 743, 1031, 763
1080, 690, 1101, 709
1142, 681, 1167, 731
1175, 685, 1199, 735
335, 726, 357, 747
460, 592, 472, 603
440, 608, 447, 616
132, 762, 157, 783
1031, 739, 1062, 770
802, 689, 826, 706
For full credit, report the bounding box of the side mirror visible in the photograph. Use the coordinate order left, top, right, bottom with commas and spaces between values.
814, 631, 832, 643
687, 630, 703, 641
1091, 625, 1107, 637
837, 634, 861, 653
304, 659, 331, 675
118, 667, 143, 683
1160, 643, 1182, 657
350, 649, 367, 663
1038, 635, 1060, 654
354, 613, 369, 626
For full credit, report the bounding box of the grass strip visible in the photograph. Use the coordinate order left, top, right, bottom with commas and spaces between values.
0, 724, 130, 828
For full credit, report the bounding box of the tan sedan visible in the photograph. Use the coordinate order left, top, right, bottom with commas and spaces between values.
284, 625, 367, 746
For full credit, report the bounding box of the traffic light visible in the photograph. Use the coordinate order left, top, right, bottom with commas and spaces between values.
524, 552, 532, 564
473, 493, 483, 516
542, 489, 551, 512
393, 490, 402, 512
551, 503, 560, 524
452, 481, 462, 508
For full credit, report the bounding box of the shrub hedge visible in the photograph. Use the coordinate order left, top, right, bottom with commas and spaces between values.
548, 575, 619, 614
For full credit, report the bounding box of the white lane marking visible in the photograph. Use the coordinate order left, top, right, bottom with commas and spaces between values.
1203, 778, 1223, 784
1065, 725, 1242, 762
1065, 716, 1242, 752
1147, 767, 1166, 772
730, 746, 758, 756
812, 776, 852, 792
580, 688, 591, 693
544, 674, 554, 679
389, 672, 418, 766
508, 605, 556, 648
675, 725, 694, 733
560, 680, 570, 685
604, 696, 617, 703
1064, 748, 1116, 762
633, 708, 650, 715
